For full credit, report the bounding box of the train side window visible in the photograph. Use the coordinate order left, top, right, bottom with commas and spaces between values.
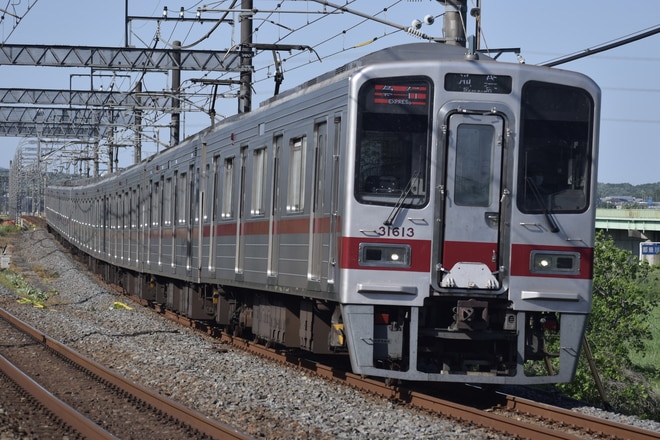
128, 189, 134, 229
211, 157, 220, 222
222, 157, 234, 218
133, 188, 139, 229
124, 191, 130, 229
204, 163, 211, 223
123, 191, 128, 230
287, 136, 306, 213
115, 193, 120, 230
150, 180, 159, 227
123, 192, 128, 229
163, 177, 172, 226
191, 166, 199, 225
177, 172, 187, 225
272, 135, 283, 217
251, 147, 267, 216
518, 81, 594, 213
172, 172, 179, 227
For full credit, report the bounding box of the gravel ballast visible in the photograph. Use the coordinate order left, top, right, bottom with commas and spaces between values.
1, 227, 659, 438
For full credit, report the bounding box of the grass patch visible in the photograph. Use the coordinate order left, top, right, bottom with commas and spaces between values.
0, 270, 56, 309
630, 305, 660, 394
0, 220, 20, 253
32, 265, 59, 280
0, 220, 57, 308
0, 221, 21, 237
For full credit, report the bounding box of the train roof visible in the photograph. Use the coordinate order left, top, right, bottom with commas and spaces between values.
354, 42, 488, 65
260, 42, 492, 107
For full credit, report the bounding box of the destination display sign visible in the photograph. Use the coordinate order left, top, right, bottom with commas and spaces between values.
372, 83, 429, 106
444, 73, 512, 94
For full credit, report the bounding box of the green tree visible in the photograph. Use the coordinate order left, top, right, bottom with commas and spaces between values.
557, 231, 660, 418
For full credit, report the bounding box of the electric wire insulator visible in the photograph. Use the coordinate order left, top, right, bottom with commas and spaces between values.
405, 27, 430, 40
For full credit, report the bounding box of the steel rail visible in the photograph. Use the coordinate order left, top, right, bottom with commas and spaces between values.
188, 314, 582, 439
0, 307, 252, 440
505, 395, 660, 440
165, 307, 659, 440
18, 221, 656, 440
0, 353, 118, 439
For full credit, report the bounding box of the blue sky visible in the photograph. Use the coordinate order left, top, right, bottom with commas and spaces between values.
1, 1, 658, 184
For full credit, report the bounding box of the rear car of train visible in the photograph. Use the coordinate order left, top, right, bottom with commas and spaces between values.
337, 46, 599, 384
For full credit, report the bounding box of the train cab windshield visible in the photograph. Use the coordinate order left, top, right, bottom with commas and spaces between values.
355, 77, 432, 208
518, 81, 594, 213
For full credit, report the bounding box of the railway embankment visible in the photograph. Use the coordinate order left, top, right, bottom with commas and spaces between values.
1, 223, 659, 438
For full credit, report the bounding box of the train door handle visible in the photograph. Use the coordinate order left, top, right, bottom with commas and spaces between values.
485, 212, 499, 228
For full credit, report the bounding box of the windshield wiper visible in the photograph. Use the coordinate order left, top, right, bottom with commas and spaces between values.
383, 171, 420, 226
526, 177, 560, 233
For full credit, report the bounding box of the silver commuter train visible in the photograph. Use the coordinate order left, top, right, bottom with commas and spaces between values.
46, 42, 600, 384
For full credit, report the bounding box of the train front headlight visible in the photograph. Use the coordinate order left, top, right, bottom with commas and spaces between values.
359, 243, 411, 268
530, 251, 580, 275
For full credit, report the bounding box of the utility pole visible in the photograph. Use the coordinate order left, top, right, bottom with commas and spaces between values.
134, 80, 142, 163
471, 0, 481, 50
170, 40, 181, 146
36, 137, 41, 216
107, 129, 113, 174
439, 0, 467, 47
94, 138, 100, 176
239, 0, 253, 114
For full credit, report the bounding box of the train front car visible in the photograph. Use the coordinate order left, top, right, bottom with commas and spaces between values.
338, 44, 599, 384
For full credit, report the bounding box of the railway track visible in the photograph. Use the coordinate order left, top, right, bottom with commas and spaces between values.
0, 306, 251, 440
0, 358, 78, 438
140, 300, 660, 440
17, 216, 660, 439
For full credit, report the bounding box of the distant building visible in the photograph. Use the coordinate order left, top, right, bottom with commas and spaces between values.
600, 196, 660, 209
0, 168, 8, 215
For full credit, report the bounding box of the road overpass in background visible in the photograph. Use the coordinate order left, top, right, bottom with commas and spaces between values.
596, 209, 660, 262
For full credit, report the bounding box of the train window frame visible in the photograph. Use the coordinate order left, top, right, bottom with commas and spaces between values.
150, 179, 159, 227
251, 147, 268, 217
203, 163, 211, 224
133, 187, 139, 229
454, 123, 496, 207
163, 176, 172, 227
517, 81, 594, 214
190, 165, 198, 226
177, 171, 188, 226
210, 156, 220, 223
122, 191, 128, 230
354, 76, 432, 208
271, 134, 283, 217
221, 157, 235, 219
131, 191, 136, 230
115, 193, 120, 231
287, 136, 307, 214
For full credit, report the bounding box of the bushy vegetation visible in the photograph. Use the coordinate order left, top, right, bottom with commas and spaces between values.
556, 231, 660, 420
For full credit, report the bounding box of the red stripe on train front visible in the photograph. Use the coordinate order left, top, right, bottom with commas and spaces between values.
441, 241, 498, 272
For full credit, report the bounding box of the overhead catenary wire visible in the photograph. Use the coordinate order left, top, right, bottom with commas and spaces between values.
187, 0, 417, 104
540, 25, 660, 67
15, 2, 659, 169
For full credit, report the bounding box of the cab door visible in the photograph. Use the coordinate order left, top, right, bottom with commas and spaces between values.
439, 113, 504, 290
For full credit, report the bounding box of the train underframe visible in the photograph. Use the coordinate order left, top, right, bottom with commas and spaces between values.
62, 241, 579, 384
339, 298, 581, 383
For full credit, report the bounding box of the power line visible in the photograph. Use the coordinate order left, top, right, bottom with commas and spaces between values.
540, 25, 660, 67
